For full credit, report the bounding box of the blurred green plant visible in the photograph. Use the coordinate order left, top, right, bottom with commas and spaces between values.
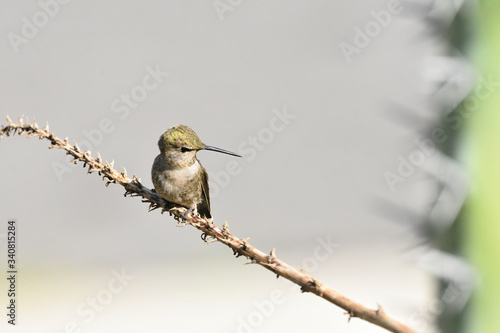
468, 1, 500, 333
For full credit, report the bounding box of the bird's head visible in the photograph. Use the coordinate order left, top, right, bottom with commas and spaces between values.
158, 124, 241, 168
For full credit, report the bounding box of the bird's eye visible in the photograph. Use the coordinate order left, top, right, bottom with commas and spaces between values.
181, 147, 190, 153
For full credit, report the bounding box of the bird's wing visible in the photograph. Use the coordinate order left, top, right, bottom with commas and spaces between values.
198, 166, 211, 219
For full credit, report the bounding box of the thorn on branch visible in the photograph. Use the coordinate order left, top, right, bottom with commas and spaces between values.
241, 238, 250, 251
148, 203, 161, 212
300, 279, 318, 293
88, 165, 100, 174
73, 141, 80, 152
244, 257, 257, 265
105, 179, 116, 187
176, 219, 188, 228
222, 221, 229, 234
267, 248, 277, 265
204, 218, 214, 230
126, 191, 141, 198
345, 311, 356, 322
233, 248, 243, 258
376, 304, 386, 317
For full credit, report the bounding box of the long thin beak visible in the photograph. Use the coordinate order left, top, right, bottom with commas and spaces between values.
204, 145, 242, 157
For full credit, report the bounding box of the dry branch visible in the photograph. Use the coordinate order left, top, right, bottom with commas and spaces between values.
0, 116, 418, 333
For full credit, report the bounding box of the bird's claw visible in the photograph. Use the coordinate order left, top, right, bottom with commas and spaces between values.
181, 208, 193, 220
201, 232, 217, 243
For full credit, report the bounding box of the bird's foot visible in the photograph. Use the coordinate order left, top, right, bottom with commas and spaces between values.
172, 208, 191, 227
181, 208, 193, 220
201, 232, 217, 243
177, 207, 196, 225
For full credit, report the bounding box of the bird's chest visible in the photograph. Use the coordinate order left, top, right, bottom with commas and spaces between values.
153, 159, 202, 205
164, 163, 200, 188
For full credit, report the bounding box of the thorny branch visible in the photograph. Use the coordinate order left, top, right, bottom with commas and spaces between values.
0, 116, 418, 333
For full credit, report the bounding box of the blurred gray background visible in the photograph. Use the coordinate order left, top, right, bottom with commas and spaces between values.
0, 1, 470, 332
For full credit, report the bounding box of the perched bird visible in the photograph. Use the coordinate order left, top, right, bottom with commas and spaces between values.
151, 124, 241, 220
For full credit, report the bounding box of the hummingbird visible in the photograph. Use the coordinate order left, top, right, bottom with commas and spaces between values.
151, 124, 241, 220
